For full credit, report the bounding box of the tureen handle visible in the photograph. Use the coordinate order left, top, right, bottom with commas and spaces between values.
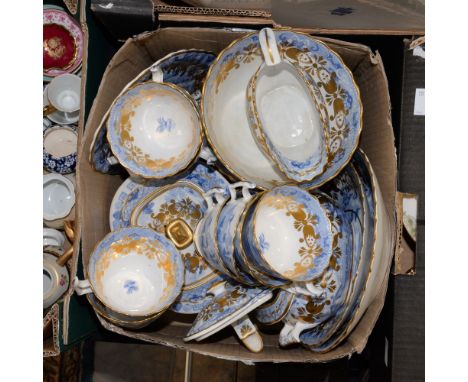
259, 28, 282, 66
228, 182, 256, 201
203, 188, 227, 210
150, 64, 164, 83
73, 277, 92, 296
231, 316, 264, 353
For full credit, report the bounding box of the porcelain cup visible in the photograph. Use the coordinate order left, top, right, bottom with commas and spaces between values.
74, 227, 184, 318
241, 185, 333, 283
43, 124, 78, 174
106, 65, 204, 179
44, 74, 81, 121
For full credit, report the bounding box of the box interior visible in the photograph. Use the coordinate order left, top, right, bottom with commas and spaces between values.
77, 27, 397, 363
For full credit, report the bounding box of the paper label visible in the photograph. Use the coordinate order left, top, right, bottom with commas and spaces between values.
414, 88, 425, 116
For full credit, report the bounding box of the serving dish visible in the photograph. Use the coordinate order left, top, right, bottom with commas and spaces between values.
247, 28, 329, 182
202, 29, 361, 189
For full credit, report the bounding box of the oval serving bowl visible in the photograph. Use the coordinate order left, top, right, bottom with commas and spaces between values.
43, 124, 77, 174
43, 9, 83, 78
107, 81, 203, 179
87, 227, 184, 318
202, 29, 362, 190
246, 28, 329, 182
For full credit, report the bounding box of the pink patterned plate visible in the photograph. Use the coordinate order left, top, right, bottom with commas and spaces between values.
43, 9, 83, 78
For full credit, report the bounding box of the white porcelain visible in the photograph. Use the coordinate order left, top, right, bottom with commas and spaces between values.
242, 186, 333, 282
216, 182, 256, 279
194, 188, 235, 278
313, 150, 394, 352
184, 281, 272, 353
247, 28, 328, 182
75, 227, 184, 318
43, 228, 66, 248
47, 74, 81, 112
202, 29, 362, 190
44, 249, 69, 309
107, 66, 203, 179
44, 85, 79, 125
43, 173, 75, 221
44, 125, 77, 157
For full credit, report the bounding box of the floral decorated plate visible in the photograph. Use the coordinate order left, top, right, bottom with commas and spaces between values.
90, 50, 216, 174
43, 9, 83, 79
278, 191, 354, 346
297, 160, 366, 349
202, 29, 361, 189
110, 162, 230, 314
309, 149, 393, 353
185, 282, 272, 344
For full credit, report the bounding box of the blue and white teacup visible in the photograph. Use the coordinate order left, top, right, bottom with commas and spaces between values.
43, 124, 78, 174
241, 185, 333, 283
194, 188, 237, 279
74, 227, 184, 320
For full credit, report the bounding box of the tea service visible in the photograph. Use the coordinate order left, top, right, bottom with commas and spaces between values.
81, 28, 393, 354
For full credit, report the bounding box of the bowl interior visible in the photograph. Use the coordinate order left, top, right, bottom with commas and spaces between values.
254, 62, 325, 164
43, 176, 74, 219
108, 82, 201, 177
44, 127, 77, 157
89, 229, 184, 316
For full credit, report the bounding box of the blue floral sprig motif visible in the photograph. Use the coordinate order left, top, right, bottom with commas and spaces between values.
156, 117, 174, 133
124, 280, 138, 294
259, 233, 270, 251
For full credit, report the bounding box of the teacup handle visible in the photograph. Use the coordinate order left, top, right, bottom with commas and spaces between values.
259, 28, 282, 66
150, 64, 164, 83
199, 146, 217, 165
228, 182, 256, 202
203, 188, 227, 210
73, 277, 92, 296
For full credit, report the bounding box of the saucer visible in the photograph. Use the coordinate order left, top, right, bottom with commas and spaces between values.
43, 9, 83, 79
44, 85, 79, 125
185, 283, 273, 341
109, 162, 230, 314
297, 162, 366, 349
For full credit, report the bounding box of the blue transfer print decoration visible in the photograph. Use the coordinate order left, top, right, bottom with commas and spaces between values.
157, 117, 174, 133
258, 233, 270, 251
124, 280, 138, 294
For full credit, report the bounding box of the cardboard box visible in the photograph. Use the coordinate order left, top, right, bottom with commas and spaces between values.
76, 26, 401, 363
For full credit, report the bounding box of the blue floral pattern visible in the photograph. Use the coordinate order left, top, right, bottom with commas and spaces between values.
43, 125, 77, 174
123, 280, 138, 294
156, 117, 174, 133
91, 50, 216, 174
258, 233, 270, 251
